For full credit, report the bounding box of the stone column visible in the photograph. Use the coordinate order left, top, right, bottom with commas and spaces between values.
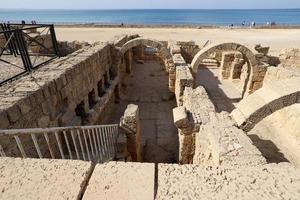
137, 45, 145, 61
169, 66, 176, 93
219, 52, 235, 80
229, 52, 245, 80
173, 106, 195, 164
120, 104, 141, 162
175, 65, 194, 106
125, 50, 133, 74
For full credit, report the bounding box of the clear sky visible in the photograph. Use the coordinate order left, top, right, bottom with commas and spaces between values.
1, 0, 300, 9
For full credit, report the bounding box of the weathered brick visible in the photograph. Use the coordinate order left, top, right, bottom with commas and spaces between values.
17, 98, 32, 115
6, 106, 21, 123
0, 111, 10, 128
37, 116, 50, 128
33, 90, 45, 104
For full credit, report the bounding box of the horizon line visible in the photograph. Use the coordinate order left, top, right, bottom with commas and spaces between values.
1, 8, 300, 10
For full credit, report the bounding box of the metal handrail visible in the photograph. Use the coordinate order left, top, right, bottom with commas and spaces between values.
0, 124, 120, 163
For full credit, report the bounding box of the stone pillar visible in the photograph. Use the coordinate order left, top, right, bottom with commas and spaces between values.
219, 52, 235, 80
173, 106, 195, 164
120, 104, 141, 162
169, 66, 176, 93
229, 52, 245, 80
125, 50, 133, 74
175, 65, 194, 106
0, 35, 6, 48
137, 45, 145, 61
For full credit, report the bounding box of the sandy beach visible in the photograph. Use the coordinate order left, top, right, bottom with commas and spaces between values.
55, 27, 300, 55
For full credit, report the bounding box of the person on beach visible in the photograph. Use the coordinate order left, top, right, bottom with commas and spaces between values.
242, 21, 245, 26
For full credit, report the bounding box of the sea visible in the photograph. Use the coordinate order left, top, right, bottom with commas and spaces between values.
0, 9, 300, 26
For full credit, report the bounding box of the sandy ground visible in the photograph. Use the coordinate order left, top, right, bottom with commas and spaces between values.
55, 27, 300, 55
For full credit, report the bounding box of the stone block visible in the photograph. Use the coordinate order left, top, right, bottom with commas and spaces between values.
0, 158, 93, 200
33, 89, 45, 104
173, 106, 189, 128
6, 105, 21, 123
17, 98, 32, 115
38, 116, 50, 128
156, 163, 300, 200
83, 162, 155, 200
178, 133, 195, 164
0, 111, 10, 129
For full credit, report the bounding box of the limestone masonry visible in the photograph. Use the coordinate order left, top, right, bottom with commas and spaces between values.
0, 32, 300, 199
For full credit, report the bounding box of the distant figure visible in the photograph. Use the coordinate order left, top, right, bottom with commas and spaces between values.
121, 22, 124, 27
21, 20, 25, 25
251, 21, 256, 28
230, 24, 234, 28
267, 22, 270, 26
242, 21, 245, 26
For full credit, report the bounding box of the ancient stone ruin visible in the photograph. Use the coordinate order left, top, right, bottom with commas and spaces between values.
0, 33, 300, 199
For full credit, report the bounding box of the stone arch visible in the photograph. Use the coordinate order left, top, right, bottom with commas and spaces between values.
191, 42, 259, 96
120, 37, 173, 65
120, 37, 175, 91
231, 77, 300, 132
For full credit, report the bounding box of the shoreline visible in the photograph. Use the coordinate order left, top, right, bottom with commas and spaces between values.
2, 20, 300, 29
54, 24, 300, 29
54, 27, 300, 56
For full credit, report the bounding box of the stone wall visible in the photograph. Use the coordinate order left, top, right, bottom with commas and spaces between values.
193, 112, 266, 167
0, 41, 123, 130
156, 163, 300, 200
172, 46, 267, 165
1, 157, 300, 200
263, 66, 300, 84
279, 48, 300, 71
173, 86, 216, 164
177, 41, 201, 64
0, 34, 178, 159
173, 54, 194, 106
174, 84, 269, 166
120, 104, 141, 162
57, 40, 91, 56
0, 157, 93, 200
0, 41, 125, 157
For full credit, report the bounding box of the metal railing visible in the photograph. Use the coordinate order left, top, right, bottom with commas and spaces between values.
0, 23, 60, 86
0, 124, 119, 163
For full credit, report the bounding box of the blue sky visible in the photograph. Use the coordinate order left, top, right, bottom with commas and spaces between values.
1, 0, 300, 9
